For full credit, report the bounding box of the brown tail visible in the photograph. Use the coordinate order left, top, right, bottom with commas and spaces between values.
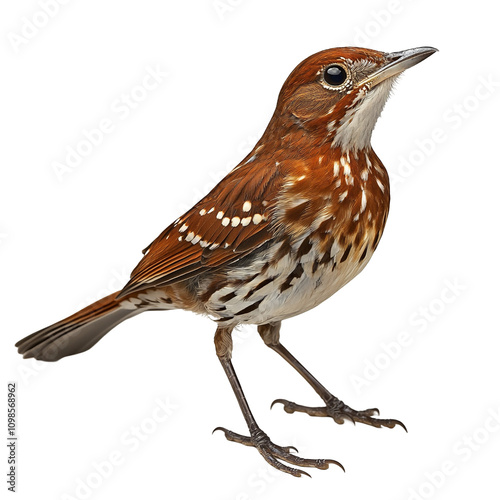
15, 292, 141, 362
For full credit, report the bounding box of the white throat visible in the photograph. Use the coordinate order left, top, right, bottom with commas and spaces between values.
331, 78, 395, 152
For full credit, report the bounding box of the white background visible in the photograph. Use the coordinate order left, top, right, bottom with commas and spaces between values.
1, 1, 499, 499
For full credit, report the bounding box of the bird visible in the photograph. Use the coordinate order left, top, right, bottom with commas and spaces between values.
16, 46, 437, 477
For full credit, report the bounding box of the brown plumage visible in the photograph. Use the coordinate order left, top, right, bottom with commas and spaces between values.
16, 46, 437, 476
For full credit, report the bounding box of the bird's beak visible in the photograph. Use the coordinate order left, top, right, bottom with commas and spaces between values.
359, 46, 438, 88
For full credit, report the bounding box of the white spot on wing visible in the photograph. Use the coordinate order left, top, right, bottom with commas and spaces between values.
244, 154, 257, 165
199, 209, 206, 216
185, 232, 194, 242
179, 224, 188, 233
253, 214, 263, 224
216, 211, 224, 219
243, 201, 251, 212
231, 217, 240, 227
241, 216, 251, 226
222, 217, 230, 227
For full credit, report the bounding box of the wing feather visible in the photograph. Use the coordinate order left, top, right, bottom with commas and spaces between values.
118, 158, 284, 297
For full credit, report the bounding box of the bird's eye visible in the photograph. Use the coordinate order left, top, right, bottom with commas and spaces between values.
324, 65, 348, 87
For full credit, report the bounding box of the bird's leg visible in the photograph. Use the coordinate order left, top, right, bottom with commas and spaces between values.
258, 323, 406, 431
213, 326, 343, 477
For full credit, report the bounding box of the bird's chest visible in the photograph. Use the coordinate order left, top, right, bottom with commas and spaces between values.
205, 210, 383, 326
259, 216, 381, 322
204, 152, 390, 325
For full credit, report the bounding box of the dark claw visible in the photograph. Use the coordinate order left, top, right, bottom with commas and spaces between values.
214, 425, 343, 477
326, 459, 345, 473
270, 398, 288, 410
385, 419, 408, 432
272, 397, 406, 432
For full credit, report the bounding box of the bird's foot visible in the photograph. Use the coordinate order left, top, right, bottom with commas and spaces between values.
272, 397, 407, 431
213, 426, 344, 477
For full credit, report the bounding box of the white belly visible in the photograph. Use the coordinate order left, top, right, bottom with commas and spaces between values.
205, 237, 375, 326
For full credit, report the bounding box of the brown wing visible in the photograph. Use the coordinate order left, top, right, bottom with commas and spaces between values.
118, 158, 285, 296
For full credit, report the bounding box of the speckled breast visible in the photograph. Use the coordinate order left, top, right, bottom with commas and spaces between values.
202, 149, 390, 326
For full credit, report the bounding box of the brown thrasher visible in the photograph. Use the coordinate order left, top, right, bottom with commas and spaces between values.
16, 46, 437, 476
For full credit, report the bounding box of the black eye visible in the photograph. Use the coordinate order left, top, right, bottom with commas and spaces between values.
324, 65, 347, 87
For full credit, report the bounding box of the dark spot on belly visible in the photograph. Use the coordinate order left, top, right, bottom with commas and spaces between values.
220, 291, 237, 302
274, 238, 292, 261
340, 244, 352, 263
234, 299, 264, 316
359, 245, 368, 262
297, 238, 312, 259
312, 260, 319, 274
280, 263, 304, 293
319, 252, 330, 265
244, 276, 276, 299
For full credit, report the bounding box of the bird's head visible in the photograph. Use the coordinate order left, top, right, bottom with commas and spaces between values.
275, 46, 437, 152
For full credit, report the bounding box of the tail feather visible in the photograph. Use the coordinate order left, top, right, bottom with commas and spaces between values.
15, 292, 140, 361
